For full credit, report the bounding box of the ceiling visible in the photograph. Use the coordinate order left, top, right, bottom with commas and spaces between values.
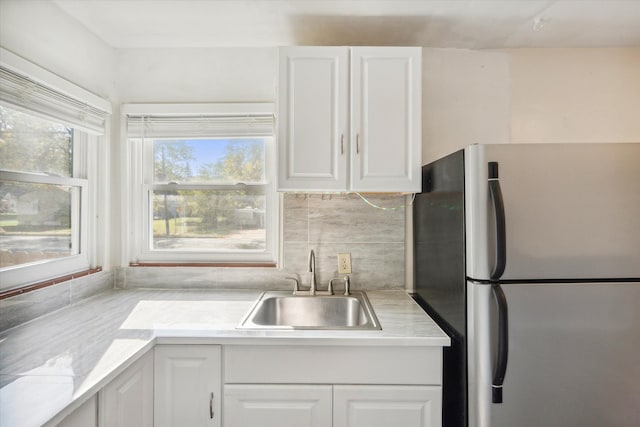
51, 0, 640, 49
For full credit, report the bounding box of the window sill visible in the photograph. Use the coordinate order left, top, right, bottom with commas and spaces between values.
129, 262, 276, 268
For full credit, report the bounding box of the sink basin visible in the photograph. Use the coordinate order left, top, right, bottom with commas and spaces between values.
238, 291, 381, 330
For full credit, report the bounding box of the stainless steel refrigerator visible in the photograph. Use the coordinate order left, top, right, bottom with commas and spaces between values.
412, 143, 640, 427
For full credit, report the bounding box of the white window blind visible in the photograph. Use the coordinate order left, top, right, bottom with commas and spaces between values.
0, 66, 110, 134
126, 114, 274, 138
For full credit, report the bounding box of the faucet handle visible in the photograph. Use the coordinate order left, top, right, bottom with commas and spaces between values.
329, 276, 351, 296
343, 276, 351, 296
328, 278, 342, 295
286, 277, 300, 294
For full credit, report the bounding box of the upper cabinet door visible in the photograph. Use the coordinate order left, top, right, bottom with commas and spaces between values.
350, 47, 422, 192
278, 47, 349, 191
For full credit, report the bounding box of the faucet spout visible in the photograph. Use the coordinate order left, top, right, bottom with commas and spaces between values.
308, 249, 316, 294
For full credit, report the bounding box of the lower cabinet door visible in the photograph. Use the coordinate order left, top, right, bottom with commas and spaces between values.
100, 351, 154, 427
333, 385, 442, 427
57, 395, 97, 427
224, 384, 332, 427
154, 345, 222, 427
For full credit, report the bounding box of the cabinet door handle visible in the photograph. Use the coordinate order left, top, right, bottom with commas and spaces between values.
209, 392, 214, 419
356, 134, 360, 154
340, 134, 344, 155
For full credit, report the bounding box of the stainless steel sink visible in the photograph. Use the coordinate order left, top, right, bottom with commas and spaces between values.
238, 291, 381, 330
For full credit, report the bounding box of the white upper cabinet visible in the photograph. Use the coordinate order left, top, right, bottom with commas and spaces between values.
350, 47, 422, 192
278, 47, 349, 191
277, 46, 422, 193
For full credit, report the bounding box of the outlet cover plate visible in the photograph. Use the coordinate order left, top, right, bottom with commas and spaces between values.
337, 253, 352, 274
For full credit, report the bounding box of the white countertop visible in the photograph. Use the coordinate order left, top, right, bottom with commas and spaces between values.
0, 288, 449, 426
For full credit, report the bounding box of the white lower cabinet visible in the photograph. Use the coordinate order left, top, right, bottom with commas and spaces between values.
224, 384, 332, 427
154, 345, 221, 427
57, 395, 97, 427
99, 351, 154, 427
333, 385, 442, 427
58, 344, 442, 427
223, 345, 443, 427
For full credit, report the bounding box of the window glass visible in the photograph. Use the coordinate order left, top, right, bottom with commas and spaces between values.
0, 105, 84, 277
153, 139, 265, 184
147, 137, 270, 257
0, 181, 77, 268
151, 189, 265, 251
0, 106, 73, 177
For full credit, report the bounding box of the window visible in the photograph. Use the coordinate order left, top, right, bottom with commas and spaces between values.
0, 53, 110, 291
125, 104, 276, 264
0, 106, 84, 274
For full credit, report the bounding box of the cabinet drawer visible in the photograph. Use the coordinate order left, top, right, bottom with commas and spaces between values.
224, 384, 332, 427
333, 385, 442, 427
224, 345, 442, 385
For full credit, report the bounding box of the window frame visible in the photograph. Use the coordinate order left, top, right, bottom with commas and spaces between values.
123, 103, 278, 265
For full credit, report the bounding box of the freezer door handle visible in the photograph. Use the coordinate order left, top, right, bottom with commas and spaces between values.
492, 283, 509, 403
488, 162, 506, 281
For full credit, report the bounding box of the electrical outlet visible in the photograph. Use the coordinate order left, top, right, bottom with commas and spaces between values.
337, 253, 352, 274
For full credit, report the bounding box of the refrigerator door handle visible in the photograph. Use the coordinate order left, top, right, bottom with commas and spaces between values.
488, 162, 506, 281
492, 283, 509, 403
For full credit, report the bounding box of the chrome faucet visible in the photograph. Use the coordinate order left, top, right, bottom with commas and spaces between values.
308, 249, 317, 295
293, 249, 333, 295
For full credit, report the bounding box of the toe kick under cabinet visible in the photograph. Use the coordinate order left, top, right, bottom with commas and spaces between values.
223, 345, 443, 427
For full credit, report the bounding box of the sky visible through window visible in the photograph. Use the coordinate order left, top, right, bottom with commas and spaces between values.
182, 139, 228, 172
153, 138, 264, 184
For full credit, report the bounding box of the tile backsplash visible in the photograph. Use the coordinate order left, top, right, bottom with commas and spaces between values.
0, 270, 114, 332
118, 193, 408, 292
282, 193, 407, 291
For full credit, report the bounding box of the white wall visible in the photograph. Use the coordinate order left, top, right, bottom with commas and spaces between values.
422, 48, 511, 163
508, 48, 640, 144
115, 47, 276, 103
420, 47, 640, 164
0, 0, 116, 99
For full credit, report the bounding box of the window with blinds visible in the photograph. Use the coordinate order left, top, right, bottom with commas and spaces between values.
124, 104, 277, 264
0, 56, 110, 291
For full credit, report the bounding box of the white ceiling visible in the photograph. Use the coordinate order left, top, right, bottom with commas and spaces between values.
52, 0, 640, 49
